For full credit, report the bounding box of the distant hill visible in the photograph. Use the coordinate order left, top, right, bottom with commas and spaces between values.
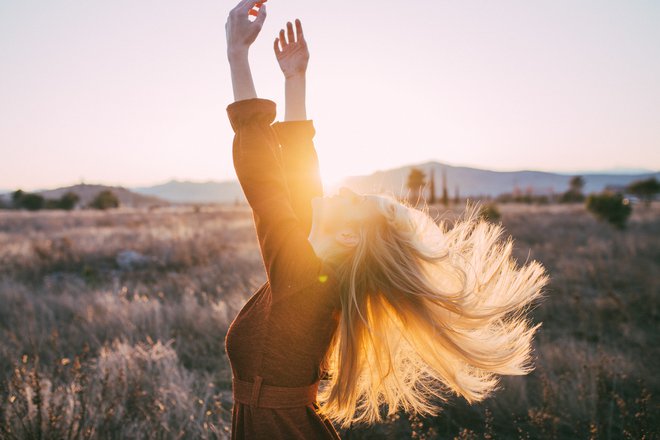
341, 161, 660, 198
37, 184, 167, 208
4, 164, 656, 207
132, 179, 245, 204
554, 167, 657, 176
127, 165, 659, 204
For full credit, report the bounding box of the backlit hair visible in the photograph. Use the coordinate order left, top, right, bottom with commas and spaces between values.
316, 195, 549, 428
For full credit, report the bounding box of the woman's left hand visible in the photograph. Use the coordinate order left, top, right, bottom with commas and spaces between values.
226, 0, 267, 56
274, 19, 309, 78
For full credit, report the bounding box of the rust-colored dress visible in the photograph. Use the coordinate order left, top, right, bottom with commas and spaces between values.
224, 98, 342, 439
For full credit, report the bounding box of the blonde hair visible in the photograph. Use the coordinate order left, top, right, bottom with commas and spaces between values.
316, 196, 549, 428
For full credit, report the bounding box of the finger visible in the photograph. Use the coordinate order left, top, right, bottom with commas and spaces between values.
273, 37, 280, 55
248, 0, 266, 17
279, 28, 287, 48
295, 18, 304, 41
233, 0, 252, 13
287, 21, 295, 44
237, 0, 266, 14
253, 2, 266, 24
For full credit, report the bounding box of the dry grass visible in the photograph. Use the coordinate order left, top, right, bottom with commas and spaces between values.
0, 202, 658, 439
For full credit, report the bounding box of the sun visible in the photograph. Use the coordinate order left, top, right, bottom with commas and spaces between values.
319, 166, 348, 196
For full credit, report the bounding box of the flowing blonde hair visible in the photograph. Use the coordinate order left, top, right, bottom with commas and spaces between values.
316, 196, 549, 428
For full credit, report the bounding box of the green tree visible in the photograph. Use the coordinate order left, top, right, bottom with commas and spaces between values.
58, 191, 80, 210
21, 193, 45, 211
428, 169, 436, 204
561, 175, 585, 203
11, 189, 25, 209
441, 166, 449, 207
89, 190, 119, 210
586, 192, 632, 230
406, 168, 426, 203
11, 189, 45, 210
569, 175, 585, 193
479, 203, 501, 223
626, 177, 659, 207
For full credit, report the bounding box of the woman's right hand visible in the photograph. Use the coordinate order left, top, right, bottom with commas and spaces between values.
226, 0, 267, 57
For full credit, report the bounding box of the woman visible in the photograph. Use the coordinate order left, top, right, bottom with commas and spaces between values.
224, 1, 549, 439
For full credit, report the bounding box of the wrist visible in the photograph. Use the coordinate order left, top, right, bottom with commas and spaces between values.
227, 47, 249, 62
284, 72, 306, 81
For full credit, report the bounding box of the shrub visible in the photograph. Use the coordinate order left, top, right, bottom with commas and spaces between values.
89, 190, 119, 210
58, 191, 80, 210
626, 177, 659, 207
21, 193, 45, 210
11, 189, 47, 210
479, 202, 501, 223
560, 190, 585, 203
586, 192, 632, 229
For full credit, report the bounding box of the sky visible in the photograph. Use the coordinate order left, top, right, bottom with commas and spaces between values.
1, 0, 659, 192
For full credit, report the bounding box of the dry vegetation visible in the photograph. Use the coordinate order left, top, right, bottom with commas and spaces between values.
0, 202, 657, 439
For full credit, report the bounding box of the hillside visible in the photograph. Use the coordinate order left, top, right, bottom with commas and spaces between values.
129, 164, 658, 203
37, 183, 168, 208
132, 179, 245, 204
341, 161, 660, 198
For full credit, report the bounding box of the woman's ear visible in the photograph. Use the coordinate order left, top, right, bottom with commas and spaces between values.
335, 228, 359, 248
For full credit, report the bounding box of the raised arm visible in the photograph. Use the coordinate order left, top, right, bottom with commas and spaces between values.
271, 19, 323, 234
225, 2, 323, 299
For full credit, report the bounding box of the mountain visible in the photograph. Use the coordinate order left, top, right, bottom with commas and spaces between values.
37, 183, 167, 208
555, 167, 658, 176
340, 161, 660, 198
128, 164, 658, 204
132, 179, 245, 204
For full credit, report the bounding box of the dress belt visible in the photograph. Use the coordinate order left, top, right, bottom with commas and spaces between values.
232, 375, 320, 409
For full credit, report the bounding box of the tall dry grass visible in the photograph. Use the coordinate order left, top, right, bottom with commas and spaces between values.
0, 202, 657, 439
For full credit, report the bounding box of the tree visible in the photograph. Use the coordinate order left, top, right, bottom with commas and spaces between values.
569, 175, 585, 193
441, 166, 449, 207
89, 190, 119, 210
21, 193, 45, 211
11, 189, 45, 210
11, 189, 25, 208
406, 168, 426, 204
58, 191, 80, 210
479, 203, 501, 223
561, 175, 585, 203
626, 177, 659, 207
586, 192, 632, 230
428, 169, 436, 204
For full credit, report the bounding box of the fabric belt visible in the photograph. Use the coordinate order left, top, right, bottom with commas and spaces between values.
232, 375, 320, 409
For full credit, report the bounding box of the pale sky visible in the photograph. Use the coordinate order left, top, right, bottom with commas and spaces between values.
1, 0, 659, 192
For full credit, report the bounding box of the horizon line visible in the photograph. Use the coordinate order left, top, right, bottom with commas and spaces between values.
2, 162, 658, 194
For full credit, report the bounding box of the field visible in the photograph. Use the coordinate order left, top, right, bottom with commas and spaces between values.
0, 202, 658, 439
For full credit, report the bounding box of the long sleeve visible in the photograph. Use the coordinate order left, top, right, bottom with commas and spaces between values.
271, 120, 323, 235
227, 98, 323, 300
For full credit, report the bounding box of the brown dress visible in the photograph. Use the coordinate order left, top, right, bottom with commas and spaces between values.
225, 98, 342, 439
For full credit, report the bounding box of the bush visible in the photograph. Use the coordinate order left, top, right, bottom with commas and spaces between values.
58, 191, 80, 210
626, 177, 659, 207
479, 203, 501, 223
586, 192, 632, 229
89, 190, 119, 210
560, 190, 585, 203
12, 189, 47, 210
20, 193, 45, 211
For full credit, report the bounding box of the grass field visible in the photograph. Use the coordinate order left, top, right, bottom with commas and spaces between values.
0, 201, 657, 439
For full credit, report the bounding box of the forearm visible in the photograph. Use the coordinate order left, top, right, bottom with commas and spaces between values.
228, 50, 258, 101
284, 74, 307, 121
